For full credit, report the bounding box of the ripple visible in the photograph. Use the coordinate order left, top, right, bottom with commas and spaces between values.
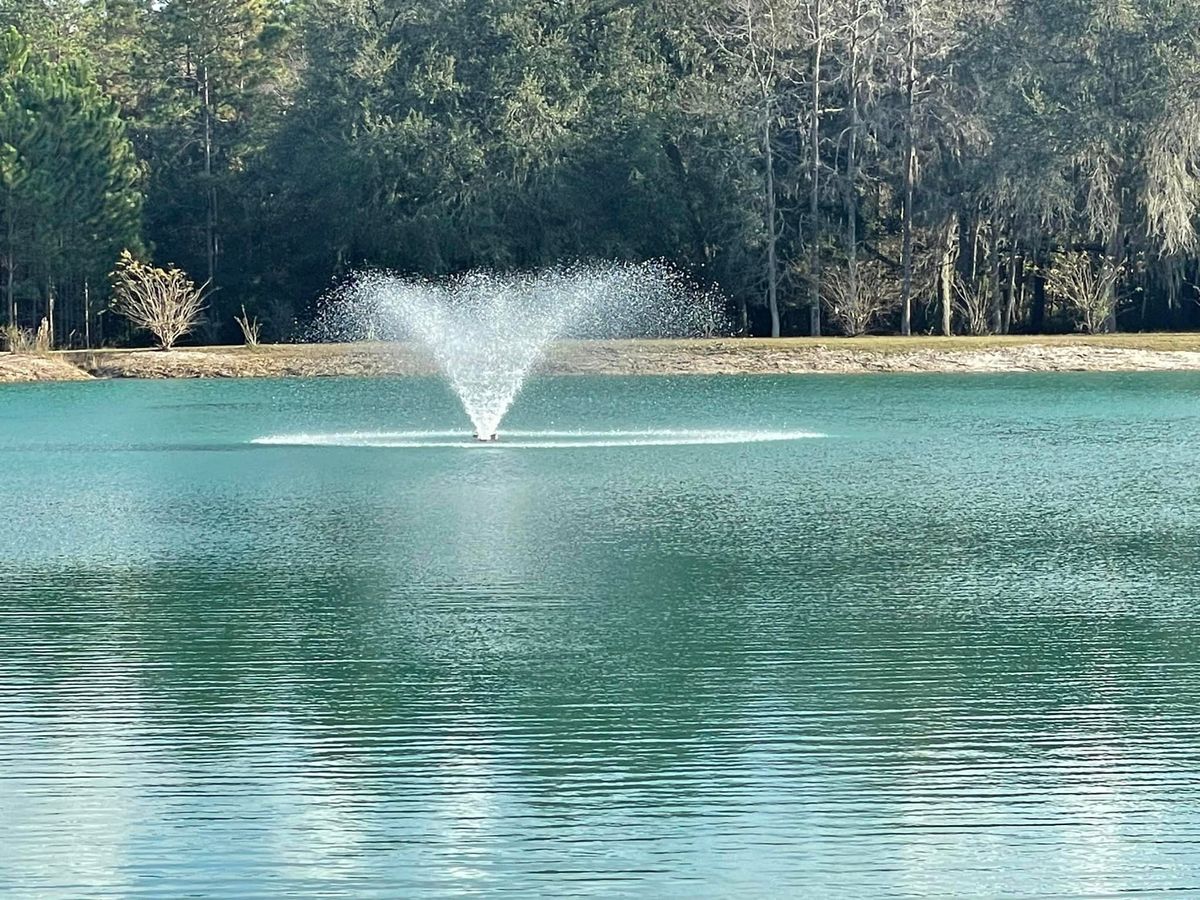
7, 375, 1200, 897
250, 428, 827, 449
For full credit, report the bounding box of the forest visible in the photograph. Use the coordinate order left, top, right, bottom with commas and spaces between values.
4, 0, 1200, 344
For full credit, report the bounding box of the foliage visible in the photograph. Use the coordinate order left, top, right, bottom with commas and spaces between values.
110, 250, 208, 349
4, 0, 1200, 337
0, 26, 142, 342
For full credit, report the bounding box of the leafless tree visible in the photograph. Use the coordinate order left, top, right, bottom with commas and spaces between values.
822, 258, 897, 334
884, 0, 968, 335
110, 250, 209, 350
953, 272, 991, 335
831, 0, 885, 337
1044, 251, 1123, 335
804, 0, 827, 336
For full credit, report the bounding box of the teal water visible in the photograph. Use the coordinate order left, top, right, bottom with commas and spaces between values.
2, 373, 1200, 898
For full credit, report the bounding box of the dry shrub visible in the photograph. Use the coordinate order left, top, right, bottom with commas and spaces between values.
953, 274, 992, 335
821, 260, 899, 336
2, 318, 52, 354
1044, 250, 1122, 334
234, 305, 262, 347
110, 250, 209, 349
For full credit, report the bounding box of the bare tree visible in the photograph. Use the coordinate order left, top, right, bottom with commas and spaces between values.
110, 250, 209, 350
898, 0, 919, 335
883, 0, 968, 336
822, 259, 897, 334
832, 0, 885, 336
953, 273, 991, 335
1044, 251, 1123, 335
938, 212, 958, 335
806, 0, 826, 336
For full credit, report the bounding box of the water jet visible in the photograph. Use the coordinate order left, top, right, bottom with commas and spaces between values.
312, 262, 724, 439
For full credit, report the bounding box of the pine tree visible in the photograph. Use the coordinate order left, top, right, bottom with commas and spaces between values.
0, 27, 142, 336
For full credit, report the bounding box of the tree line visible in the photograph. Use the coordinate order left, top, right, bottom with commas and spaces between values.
4, 0, 1200, 345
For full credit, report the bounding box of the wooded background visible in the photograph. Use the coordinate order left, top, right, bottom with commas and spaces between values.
4, 0, 1200, 343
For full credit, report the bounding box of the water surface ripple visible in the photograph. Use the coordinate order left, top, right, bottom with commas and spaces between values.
2, 374, 1200, 897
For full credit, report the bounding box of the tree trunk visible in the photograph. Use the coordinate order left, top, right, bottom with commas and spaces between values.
1030, 258, 1047, 332
764, 111, 780, 338
845, 16, 860, 322
1002, 254, 1018, 334
1014, 256, 1027, 332
988, 222, 1001, 334
84, 279, 91, 349
899, 4, 918, 336
4, 205, 14, 328
203, 64, 216, 290
940, 212, 957, 336
1104, 224, 1122, 333
957, 208, 977, 283
808, 0, 823, 337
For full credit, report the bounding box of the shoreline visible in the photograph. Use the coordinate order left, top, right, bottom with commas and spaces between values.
6, 336, 1200, 383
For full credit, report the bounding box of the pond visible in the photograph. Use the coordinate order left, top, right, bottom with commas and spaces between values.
2, 373, 1199, 897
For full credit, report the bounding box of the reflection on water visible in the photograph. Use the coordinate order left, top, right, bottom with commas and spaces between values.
2, 374, 1200, 896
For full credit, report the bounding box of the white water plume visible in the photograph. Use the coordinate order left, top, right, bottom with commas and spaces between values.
252, 429, 825, 449
311, 262, 727, 440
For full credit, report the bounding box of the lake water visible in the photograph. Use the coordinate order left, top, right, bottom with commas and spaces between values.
2, 373, 1200, 897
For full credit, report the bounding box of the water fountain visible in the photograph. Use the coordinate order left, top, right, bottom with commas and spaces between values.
311, 262, 726, 441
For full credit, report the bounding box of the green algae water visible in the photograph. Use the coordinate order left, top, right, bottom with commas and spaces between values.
2, 373, 1200, 897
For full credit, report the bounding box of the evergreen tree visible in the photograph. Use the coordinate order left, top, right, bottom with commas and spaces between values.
0, 27, 142, 339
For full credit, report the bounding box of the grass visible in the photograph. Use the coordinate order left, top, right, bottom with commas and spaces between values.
14, 332, 1200, 381
611, 333, 1200, 353
561, 336, 1200, 355
51, 331, 1200, 360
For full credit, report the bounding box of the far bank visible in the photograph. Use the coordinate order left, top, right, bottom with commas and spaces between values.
6, 335, 1200, 383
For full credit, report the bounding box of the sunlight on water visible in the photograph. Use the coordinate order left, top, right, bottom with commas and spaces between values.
3, 374, 1200, 897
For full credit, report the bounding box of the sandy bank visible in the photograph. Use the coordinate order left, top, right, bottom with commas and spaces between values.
0, 353, 94, 383
4, 336, 1200, 383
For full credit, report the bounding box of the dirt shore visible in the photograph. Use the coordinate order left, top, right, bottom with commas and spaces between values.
6, 336, 1200, 383
0, 353, 94, 382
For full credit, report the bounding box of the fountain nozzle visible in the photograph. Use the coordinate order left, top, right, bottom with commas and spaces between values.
473, 432, 499, 443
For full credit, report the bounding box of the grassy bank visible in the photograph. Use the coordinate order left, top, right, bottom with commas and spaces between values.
4, 334, 1200, 383
734, 333, 1200, 352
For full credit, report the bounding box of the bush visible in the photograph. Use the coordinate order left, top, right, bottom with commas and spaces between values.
110, 250, 209, 349
2, 319, 51, 354
1044, 251, 1122, 334
953, 274, 992, 335
234, 305, 262, 347
821, 261, 898, 336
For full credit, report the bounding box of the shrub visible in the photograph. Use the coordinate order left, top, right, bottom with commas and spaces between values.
953, 274, 992, 335
110, 250, 209, 349
234, 305, 262, 347
821, 261, 898, 336
1044, 251, 1122, 334
2, 319, 51, 354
